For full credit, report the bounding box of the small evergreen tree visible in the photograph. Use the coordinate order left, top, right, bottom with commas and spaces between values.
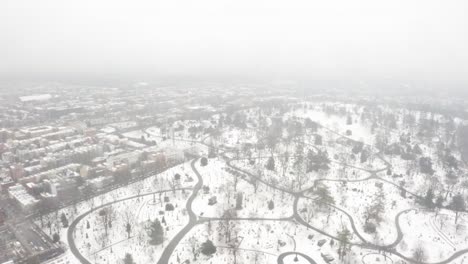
337, 226, 351, 260
235, 192, 243, 210
208, 147, 217, 158
314, 135, 323, 145
315, 186, 334, 208
60, 213, 68, 228
165, 203, 175, 211
435, 195, 444, 208
174, 173, 181, 181
148, 219, 164, 245
360, 149, 369, 163
201, 239, 217, 256
423, 188, 435, 208
123, 253, 135, 264
126, 223, 132, 238
268, 200, 274, 210
266, 156, 275, 171
52, 233, 60, 243
307, 150, 330, 172
346, 115, 352, 125
450, 194, 466, 224
419, 157, 434, 175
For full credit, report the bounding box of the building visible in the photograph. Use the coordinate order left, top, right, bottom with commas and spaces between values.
19, 163, 80, 184
19, 94, 52, 103
110, 163, 131, 182
88, 175, 114, 190
105, 150, 142, 169
8, 184, 39, 212
161, 147, 185, 165
9, 164, 24, 181
0, 129, 13, 143
19, 126, 56, 138
0, 169, 15, 192
1, 152, 15, 163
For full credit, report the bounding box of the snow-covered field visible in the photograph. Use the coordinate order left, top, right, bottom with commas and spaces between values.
36, 100, 468, 264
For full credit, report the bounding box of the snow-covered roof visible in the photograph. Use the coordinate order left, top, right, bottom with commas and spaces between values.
19, 94, 52, 102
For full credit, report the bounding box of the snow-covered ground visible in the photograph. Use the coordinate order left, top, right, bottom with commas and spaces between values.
36, 100, 468, 264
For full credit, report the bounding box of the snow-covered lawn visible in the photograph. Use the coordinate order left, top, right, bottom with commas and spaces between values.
305, 178, 415, 246
35, 161, 198, 262
73, 190, 191, 264
398, 210, 468, 263
193, 158, 295, 219
169, 220, 346, 264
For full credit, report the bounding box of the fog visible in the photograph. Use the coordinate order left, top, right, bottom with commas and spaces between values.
1, 0, 468, 85
3, 2, 468, 263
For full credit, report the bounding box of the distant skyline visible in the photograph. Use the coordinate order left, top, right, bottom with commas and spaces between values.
1, 0, 468, 86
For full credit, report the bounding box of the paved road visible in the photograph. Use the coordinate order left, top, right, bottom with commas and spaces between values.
64, 128, 468, 264
67, 188, 192, 264
196, 130, 467, 263
221, 140, 468, 264
277, 252, 317, 264
157, 158, 203, 264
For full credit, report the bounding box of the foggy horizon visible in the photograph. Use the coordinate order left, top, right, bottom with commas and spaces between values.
2, 0, 468, 87
3, 2, 468, 264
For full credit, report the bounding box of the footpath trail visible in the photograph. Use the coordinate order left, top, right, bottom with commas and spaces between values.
277, 252, 317, 264
67, 188, 192, 264
66, 126, 468, 264
157, 158, 203, 264
219, 138, 468, 264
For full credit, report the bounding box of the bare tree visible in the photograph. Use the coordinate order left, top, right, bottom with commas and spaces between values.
450, 194, 466, 224
413, 244, 427, 262
188, 235, 199, 261
337, 225, 352, 260
122, 205, 135, 238
279, 151, 290, 177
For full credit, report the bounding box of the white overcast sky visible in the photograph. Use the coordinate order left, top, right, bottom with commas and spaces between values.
1, 0, 467, 82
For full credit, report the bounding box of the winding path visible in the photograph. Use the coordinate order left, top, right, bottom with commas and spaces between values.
220, 138, 468, 264
157, 158, 203, 264
67, 187, 192, 264
277, 252, 317, 264
64, 122, 468, 264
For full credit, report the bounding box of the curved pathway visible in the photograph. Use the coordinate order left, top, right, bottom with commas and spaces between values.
157, 158, 203, 264
67, 187, 192, 264
362, 253, 394, 264
219, 139, 468, 264
65, 122, 468, 264
277, 252, 317, 264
